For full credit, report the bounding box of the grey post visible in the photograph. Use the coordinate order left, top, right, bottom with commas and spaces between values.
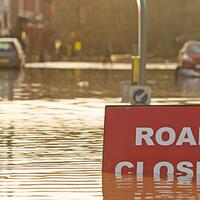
136, 0, 147, 85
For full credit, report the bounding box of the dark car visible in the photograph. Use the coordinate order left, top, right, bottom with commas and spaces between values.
0, 38, 25, 68
177, 41, 200, 70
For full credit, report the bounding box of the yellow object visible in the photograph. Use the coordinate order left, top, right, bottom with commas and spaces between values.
132, 56, 141, 84
21, 31, 27, 41
55, 39, 62, 50
74, 41, 82, 52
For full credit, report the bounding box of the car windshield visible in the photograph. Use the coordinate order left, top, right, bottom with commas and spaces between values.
0, 42, 14, 51
187, 44, 200, 53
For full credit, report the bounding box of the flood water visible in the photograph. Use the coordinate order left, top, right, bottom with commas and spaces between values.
0, 64, 200, 199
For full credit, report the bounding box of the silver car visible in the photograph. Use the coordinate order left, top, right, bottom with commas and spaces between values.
0, 38, 25, 68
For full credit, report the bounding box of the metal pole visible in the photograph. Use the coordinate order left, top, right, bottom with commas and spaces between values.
136, 0, 147, 85
77, 0, 80, 39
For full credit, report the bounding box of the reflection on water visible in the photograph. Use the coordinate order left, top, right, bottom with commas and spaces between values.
0, 67, 199, 100
176, 76, 200, 97
0, 69, 20, 101
0, 99, 106, 199
0, 67, 196, 100
0, 65, 200, 199
103, 173, 200, 200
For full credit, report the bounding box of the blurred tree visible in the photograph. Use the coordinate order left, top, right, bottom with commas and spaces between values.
44, 0, 54, 3
148, 0, 200, 59
52, 0, 137, 57
51, 0, 200, 60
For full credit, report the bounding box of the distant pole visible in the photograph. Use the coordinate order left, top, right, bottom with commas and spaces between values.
77, 0, 80, 39
136, 0, 147, 85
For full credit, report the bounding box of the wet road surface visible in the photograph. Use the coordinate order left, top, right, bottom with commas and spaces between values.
0, 99, 105, 200
0, 63, 200, 199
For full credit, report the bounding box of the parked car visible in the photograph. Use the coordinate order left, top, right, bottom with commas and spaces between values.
177, 41, 200, 70
0, 38, 25, 69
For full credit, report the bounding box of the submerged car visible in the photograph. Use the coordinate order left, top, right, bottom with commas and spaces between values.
177, 41, 200, 70
0, 38, 25, 68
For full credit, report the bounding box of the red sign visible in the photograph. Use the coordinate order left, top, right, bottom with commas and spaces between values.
103, 106, 200, 177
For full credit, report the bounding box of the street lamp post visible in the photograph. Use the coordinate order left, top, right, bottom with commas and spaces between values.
128, 0, 150, 105
77, 0, 80, 39
136, 0, 147, 85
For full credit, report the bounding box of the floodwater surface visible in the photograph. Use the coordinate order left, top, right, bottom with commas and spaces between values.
0, 64, 200, 199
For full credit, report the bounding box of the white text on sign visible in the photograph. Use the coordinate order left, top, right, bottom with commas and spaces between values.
115, 161, 200, 181
135, 127, 199, 146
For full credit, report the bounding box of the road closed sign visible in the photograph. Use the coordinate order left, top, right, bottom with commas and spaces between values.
103, 106, 200, 178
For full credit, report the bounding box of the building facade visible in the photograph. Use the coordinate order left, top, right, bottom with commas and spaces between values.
10, 0, 53, 61
0, 0, 12, 36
